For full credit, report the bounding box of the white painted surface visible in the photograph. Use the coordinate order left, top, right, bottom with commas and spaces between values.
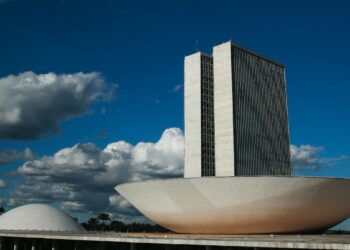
213, 42, 235, 176
184, 52, 202, 178
116, 176, 350, 234
0, 204, 85, 232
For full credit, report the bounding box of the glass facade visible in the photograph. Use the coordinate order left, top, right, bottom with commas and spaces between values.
200, 54, 215, 176
231, 45, 291, 175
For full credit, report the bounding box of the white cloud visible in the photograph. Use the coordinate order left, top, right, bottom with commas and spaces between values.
8, 128, 184, 220
109, 194, 138, 215
0, 148, 36, 165
60, 201, 86, 212
5, 127, 346, 222
290, 144, 347, 170
0, 71, 115, 139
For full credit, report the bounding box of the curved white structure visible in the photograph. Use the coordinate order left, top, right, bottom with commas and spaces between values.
0, 204, 85, 232
116, 176, 350, 234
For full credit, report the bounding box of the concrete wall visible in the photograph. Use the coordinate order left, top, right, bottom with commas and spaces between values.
6, 234, 350, 250
213, 42, 235, 176
184, 53, 202, 178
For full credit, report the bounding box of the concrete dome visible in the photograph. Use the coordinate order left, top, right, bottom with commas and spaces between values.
116, 176, 350, 234
0, 204, 85, 231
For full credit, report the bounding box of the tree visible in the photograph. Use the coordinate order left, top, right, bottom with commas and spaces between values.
0, 207, 5, 214
97, 212, 110, 231
86, 218, 100, 231
97, 212, 111, 223
83, 214, 169, 233
109, 220, 124, 232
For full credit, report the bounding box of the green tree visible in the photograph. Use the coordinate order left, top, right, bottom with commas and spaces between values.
98, 212, 111, 223
86, 217, 100, 231
110, 220, 124, 232
97, 212, 111, 231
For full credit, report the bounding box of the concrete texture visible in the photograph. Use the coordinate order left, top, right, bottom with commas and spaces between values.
0, 204, 85, 232
116, 176, 350, 234
213, 42, 235, 176
1, 231, 350, 249
184, 52, 202, 178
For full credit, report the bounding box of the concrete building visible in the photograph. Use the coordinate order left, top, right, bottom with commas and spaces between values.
116, 41, 350, 234
184, 52, 215, 177
2, 231, 350, 250
185, 41, 291, 178
116, 176, 350, 235
0, 204, 85, 232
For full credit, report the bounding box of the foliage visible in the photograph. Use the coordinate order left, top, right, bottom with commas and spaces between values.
81, 214, 169, 233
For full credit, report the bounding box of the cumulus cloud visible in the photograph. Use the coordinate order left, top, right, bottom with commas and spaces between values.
290, 144, 347, 171
0, 148, 36, 165
5, 127, 346, 222
8, 128, 184, 220
0, 71, 115, 140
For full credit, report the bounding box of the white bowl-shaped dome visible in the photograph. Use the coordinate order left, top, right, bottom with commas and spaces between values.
0, 204, 85, 231
116, 176, 350, 234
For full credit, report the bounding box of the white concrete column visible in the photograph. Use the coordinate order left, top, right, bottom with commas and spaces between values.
130, 243, 136, 250
184, 52, 203, 178
13, 239, 18, 250
213, 41, 235, 177
51, 240, 57, 250
74, 240, 79, 250
31, 239, 36, 250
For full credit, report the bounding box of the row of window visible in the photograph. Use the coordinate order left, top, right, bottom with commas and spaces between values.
232, 47, 291, 176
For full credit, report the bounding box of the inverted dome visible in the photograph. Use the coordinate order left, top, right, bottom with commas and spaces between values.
116, 176, 350, 234
0, 204, 85, 231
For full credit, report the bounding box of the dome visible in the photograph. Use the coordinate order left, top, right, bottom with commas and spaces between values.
0, 204, 85, 231
116, 176, 350, 234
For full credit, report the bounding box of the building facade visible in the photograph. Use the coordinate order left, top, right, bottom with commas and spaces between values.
184, 52, 215, 177
185, 41, 291, 178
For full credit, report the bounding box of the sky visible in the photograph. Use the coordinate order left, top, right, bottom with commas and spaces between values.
0, 0, 350, 228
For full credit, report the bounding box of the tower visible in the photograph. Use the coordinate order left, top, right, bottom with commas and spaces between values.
184, 41, 291, 178
184, 52, 215, 177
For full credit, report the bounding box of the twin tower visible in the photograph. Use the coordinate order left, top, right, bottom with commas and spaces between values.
184, 41, 291, 178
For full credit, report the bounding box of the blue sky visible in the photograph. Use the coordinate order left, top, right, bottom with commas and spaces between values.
0, 0, 350, 228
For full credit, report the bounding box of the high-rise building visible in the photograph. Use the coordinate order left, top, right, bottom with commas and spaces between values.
184, 52, 215, 177
117, 41, 350, 236
184, 41, 291, 178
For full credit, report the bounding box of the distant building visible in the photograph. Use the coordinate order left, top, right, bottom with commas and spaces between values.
184, 41, 291, 177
